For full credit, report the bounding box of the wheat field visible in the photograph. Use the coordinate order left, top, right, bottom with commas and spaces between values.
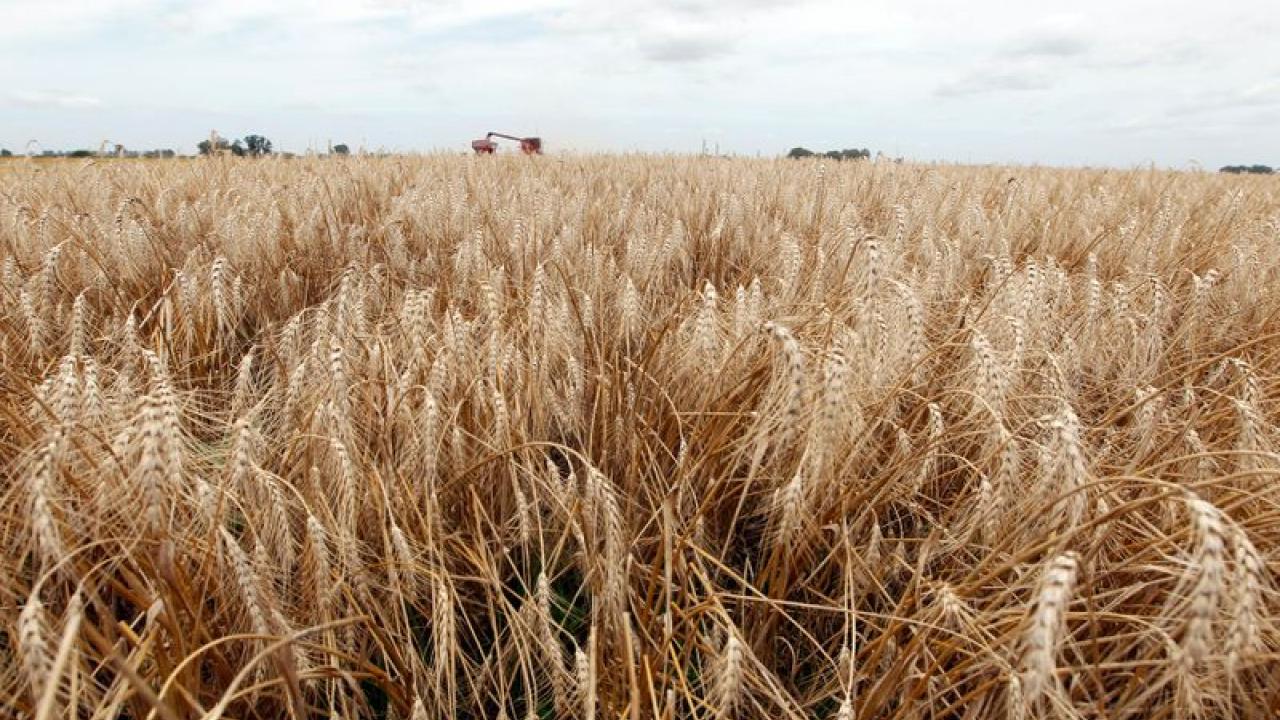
1, 155, 1278, 719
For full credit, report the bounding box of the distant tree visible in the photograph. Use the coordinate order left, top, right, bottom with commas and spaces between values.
198, 138, 233, 155
0, 149, 12, 157
197, 133, 256, 157
1220, 164, 1274, 175
332, 144, 350, 156
243, 134, 272, 157
68, 149, 94, 158
789, 146, 872, 160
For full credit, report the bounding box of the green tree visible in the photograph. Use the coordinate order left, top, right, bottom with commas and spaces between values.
198, 138, 232, 155
0, 149, 12, 157
787, 147, 815, 159
243, 134, 272, 157
229, 140, 247, 157
332, 144, 350, 156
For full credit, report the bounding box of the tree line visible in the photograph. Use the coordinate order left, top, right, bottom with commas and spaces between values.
2, 139, 1266, 169
0, 132, 357, 159
198, 134, 274, 157
1219, 164, 1274, 175
195, 133, 350, 157
0, 148, 176, 158
787, 147, 872, 161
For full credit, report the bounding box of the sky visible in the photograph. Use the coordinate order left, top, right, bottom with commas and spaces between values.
1, 0, 1278, 167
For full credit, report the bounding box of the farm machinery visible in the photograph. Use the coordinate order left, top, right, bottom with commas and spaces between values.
472, 132, 542, 155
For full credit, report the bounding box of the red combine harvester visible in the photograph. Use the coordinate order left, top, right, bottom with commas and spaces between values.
472, 132, 542, 155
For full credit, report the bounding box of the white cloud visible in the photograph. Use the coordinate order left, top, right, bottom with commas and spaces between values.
1004, 33, 1091, 59
935, 69, 1052, 97
0, 0, 155, 39
8, 91, 102, 109
996, 15, 1093, 58
638, 32, 734, 63
1156, 81, 1280, 126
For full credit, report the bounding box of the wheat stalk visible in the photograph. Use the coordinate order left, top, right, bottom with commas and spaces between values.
1021, 552, 1080, 702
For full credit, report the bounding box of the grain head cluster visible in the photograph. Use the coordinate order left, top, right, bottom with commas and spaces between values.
1, 155, 1278, 718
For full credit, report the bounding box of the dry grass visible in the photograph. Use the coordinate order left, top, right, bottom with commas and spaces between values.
1, 154, 1279, 719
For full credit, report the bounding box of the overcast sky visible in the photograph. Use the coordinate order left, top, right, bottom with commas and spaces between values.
2, 0, 1278, 167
